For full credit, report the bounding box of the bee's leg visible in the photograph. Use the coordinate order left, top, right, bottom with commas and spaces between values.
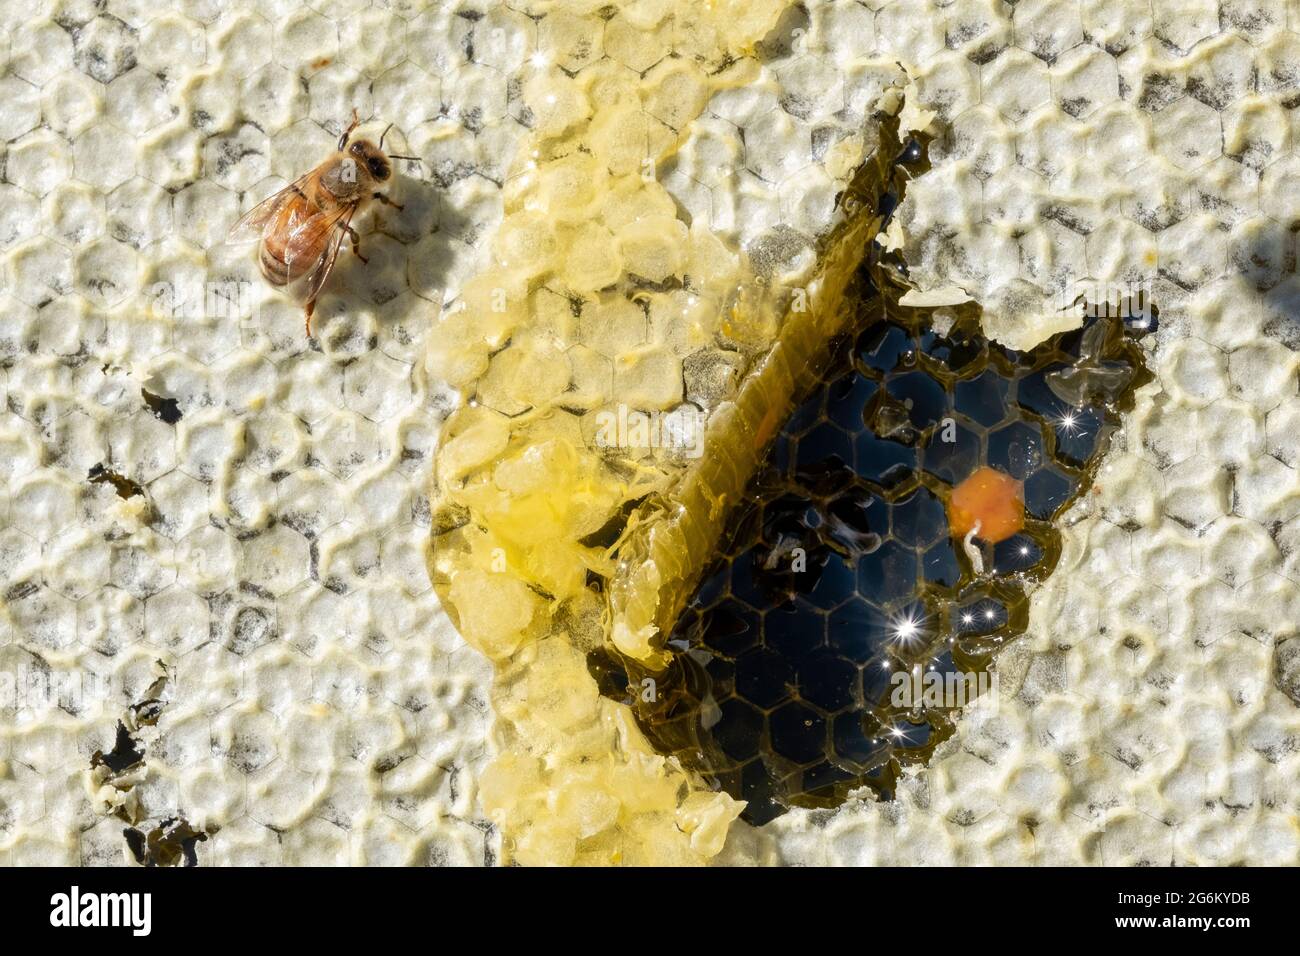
372, 192, 404, 211
345, 225, 369, 264
304, 300, 316, 338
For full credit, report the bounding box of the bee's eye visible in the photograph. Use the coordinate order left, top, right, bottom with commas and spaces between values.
351, 142, 364, 154
369, 158, 389, 180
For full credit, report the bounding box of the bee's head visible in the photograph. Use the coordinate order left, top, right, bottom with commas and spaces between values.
348, 139, 391, 182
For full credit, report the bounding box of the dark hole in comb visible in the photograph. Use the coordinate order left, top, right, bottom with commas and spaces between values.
588, 137, 1154, 824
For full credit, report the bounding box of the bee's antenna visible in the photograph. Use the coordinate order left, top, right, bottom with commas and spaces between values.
338, 107, 361, 151
379, 123, 394, 149
387, 154, 421, 163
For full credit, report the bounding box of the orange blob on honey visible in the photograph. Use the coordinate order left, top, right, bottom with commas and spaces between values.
947, 466, 1025, 543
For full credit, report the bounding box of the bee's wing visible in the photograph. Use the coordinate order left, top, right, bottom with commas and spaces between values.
227, 174, 312, 243
300, 204, 358, 308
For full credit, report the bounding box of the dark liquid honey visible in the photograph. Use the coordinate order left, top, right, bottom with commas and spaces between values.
591, 154, 1153, 822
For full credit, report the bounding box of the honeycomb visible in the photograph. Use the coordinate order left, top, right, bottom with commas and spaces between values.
596, 257, 1154, 824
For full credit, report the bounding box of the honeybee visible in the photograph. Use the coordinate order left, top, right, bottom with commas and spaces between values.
229, 111, 419, 336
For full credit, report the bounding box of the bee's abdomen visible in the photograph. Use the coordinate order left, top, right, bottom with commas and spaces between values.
259, 238, 303, 287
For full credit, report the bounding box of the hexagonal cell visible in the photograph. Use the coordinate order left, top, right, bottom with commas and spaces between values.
792, 648, 855, 712
143, 586, 210, 655
111, 542, 176, 599
109, 175, 186, 252
1233, 455, 1300, 527
202, 122, 271, 193
853, 431, 918, 489
338, 6, 409, 77
376, 755, 447, 832
7, 237, 75, 307
71, 14, 138, 84
148, 468, 209, 540
1222, 96, 1288, 173
921, 535, 963, 589
1259, 28, 1300, 93
0, 184, 41, 252
982, 48, 1050, 123
314, 520, 382, 594
0, 74, 42, 141
1228, 339, 1297, 411
107, 411, 177, 484
239, 64, 306, 134
1081, 0, 1154, 53
856, 539, 920, 607
922, 416, 981, 485
11, 18, 76, 87
176, 417, 238, 483
824, 370, 879, 433
41, 179, 107, 249
212, 589, 279, 658
1253, 154, 1300, 228
953, 366, 1011, 425
174, 524, 241, 598
137, 14, 206, 70
7, 130, 74, 198
857, 325, 920, 382
1152, 98, 1223, 172
1151, 0, 1219, 52
172, 179, 240, 250
912, 55, 979, 125
1052, 43, 1119, 119
1265, 276, 1300, 350
106, 65, 177, 135
1014, 0, 1084, 62
769, 700, 827, 765
1227, 217, 1286, 292
0, 525, 42, 584
307, 62, 375, 133
701, 698, 760, 764
213, 708, 280, 775
274, 8, 339, 75
827, 597, 889, 663
1121, 160, 1193, 233
1183, 35, 1254, 113
890, 486, 948, 549
605, 12, 669, 74
743, 108, 811, 184
75, 237, 141, 308
243, 524, 311, 597
406, 6, 463, 76
11, 473, 80, 542
1123, 48, 1185, 117
44, 526, 112, 601
379, 524, 433, 596
371, 61, 440, 139
311, 410, 384, 480
136, 121, 203, 191
8, 585, 78, 652
696, 596, 760, 658
883, 369, 949, 431
1200, 399, 1266, 468
1163, 336, 1229, 406
539, 9, 603, 73
213, 12, 273, 78
443, 62, 509, 134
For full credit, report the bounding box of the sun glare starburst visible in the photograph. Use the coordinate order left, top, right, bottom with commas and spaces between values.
1053, 407, 1087, 437
888, 606, 930, 647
